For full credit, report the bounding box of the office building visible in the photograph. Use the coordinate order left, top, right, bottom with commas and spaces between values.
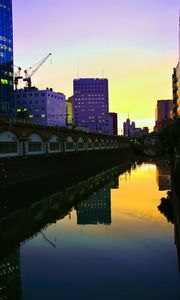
73, 78, 112, 134
109, 112, 118, 135
123, 118, 149, 136
172, 63, 180, 119
155, 99, 173, 131
66, 95, 74, 125
14, 87, 66, 126
0, 0, 14, 118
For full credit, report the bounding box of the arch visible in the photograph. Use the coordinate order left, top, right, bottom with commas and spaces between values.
48, 135, 60, 153
65, 136, 75, 152
87, 138, 93, 150
100, 138, 105, 149
0, 131, 19, 157
77, 137, 85, 151
94, 138, 99, 149
27, 133, 43, 154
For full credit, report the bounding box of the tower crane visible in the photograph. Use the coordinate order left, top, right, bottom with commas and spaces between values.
13, 64, 23, 90
23, 53, 52, 88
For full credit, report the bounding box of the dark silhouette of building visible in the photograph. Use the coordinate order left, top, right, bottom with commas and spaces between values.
0, 0, 14, 119
109, 112, 118, 135
123, 118, 149, 137
155, 100, 173, 131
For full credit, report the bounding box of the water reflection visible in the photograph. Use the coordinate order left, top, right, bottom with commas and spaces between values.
158, 163, 180, 275
0, 248, 22, 299
0, 159, 180, 299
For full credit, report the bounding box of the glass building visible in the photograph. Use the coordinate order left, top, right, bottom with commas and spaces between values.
0, 0, 13, 119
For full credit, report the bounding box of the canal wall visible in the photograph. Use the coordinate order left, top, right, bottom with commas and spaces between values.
0, 148, 133, 190
0, 161, 132, 260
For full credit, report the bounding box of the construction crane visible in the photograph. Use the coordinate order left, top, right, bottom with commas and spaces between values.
23, 53, 52, 88
13, 64, 23, 90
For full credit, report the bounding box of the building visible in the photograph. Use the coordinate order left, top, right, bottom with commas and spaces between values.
0, 0, 14, 119
123, 118, 149, 137
73, 78, 112, 134
109, 112, 118, 135
155, 99, 173, 131
172, 63, 180, 119
66, 95, 74, 125
14, 87, 66, 127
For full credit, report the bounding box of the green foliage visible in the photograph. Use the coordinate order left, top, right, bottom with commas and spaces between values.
158, 119, 180, 154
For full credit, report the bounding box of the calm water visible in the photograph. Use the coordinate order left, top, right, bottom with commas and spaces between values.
1, 160, 180, 299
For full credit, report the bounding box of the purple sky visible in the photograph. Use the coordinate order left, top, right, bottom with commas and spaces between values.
13, 0, 180, 131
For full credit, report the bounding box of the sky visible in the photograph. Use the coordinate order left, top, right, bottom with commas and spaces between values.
13, 0, 180, 132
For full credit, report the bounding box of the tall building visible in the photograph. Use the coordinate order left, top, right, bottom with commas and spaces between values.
109, 112, 118, 135
73, 78, 112, 134
0, 0, 14, 119
155, 99, 173, 131
123, 118, 149, 136
172, 63, 180, 119
66, 95, 74, 125
14, 87, 66, 126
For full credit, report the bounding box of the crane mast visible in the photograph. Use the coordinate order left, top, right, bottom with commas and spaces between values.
23, 53, 52, 88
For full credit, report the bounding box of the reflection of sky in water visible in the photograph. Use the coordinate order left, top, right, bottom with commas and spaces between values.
21, 163, 180, 300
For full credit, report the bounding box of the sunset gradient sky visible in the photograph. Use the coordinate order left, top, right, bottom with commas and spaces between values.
13, 0, 180, 132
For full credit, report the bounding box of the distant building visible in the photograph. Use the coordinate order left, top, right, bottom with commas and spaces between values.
73, 78, 112, 134
109, 112, 118, 135
123, 118, 149, 137
155, 99, 173, 131
14, 87, 66, 126
0, 0, 14, 119
66, 95, 74, 125
172, 62, 180, 119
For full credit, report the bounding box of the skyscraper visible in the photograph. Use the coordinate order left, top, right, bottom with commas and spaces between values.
73, 78, 112, 134
0, 0, 14, 119
155, 99, 173, 131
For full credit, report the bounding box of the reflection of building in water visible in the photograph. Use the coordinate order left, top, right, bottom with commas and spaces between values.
76, 183, 112, 225
0, 247, 22, 299
156, 161, 171, 191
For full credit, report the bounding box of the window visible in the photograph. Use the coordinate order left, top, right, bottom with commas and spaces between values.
49, 142, 59, 151
0, 142, 17, 153
28, 142, 42, 152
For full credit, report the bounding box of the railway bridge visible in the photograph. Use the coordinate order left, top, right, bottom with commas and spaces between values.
0, 120, 129, 158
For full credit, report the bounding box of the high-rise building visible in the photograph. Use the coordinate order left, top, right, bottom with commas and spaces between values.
73, 78, 112, 134
109, 112, 118, 135
155, 99, 173, 131
123, 118, 149, 136
66, 95, 74, 125
14, 87, 66, 127
172, 63, 180, 119
0, 0, 14, 119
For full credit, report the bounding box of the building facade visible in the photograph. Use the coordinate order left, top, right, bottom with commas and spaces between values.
0, 0, 14, 119
66, 95, 74, 125
155, 99, 173, 131
14, 87, 66, 127
123, 118, 149, 137
109, 112, 118, 135
73, 78, 112, 134
172, 63, 180, 119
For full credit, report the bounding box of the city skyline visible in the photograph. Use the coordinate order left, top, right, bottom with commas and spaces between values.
13, 0, 180, 131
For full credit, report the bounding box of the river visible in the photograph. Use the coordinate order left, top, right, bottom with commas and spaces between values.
0, 159, 180, 299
